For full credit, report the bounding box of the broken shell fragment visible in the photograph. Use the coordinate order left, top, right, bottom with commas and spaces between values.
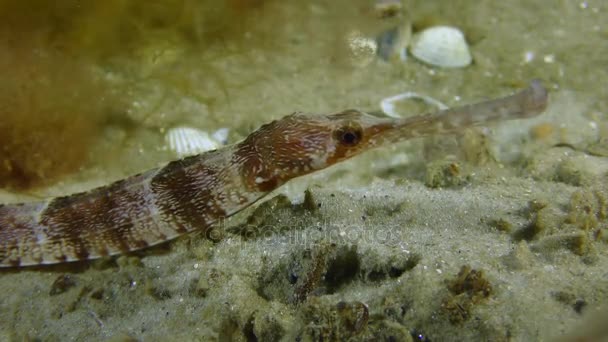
165, 127, 228, 158
410, 26, 472, 68
380, 91, 448, 118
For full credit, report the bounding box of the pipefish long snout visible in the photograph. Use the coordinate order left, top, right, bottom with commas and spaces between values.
0, 80, 548, 267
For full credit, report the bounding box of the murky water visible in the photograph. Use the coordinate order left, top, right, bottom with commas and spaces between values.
0, 1, 606, 340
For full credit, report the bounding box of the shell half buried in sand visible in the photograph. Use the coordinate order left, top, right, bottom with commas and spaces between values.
165, 127, 229, 158
410, 26, 472, 68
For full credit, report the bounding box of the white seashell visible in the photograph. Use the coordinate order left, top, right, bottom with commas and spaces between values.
410, 26, 472, 68
165, 127, 228, 158
380, 91, 448, 118
211, 128, 229, 144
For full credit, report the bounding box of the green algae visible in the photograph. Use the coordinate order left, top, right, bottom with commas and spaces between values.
441, 265, 493, 325
424, 160, 470, 188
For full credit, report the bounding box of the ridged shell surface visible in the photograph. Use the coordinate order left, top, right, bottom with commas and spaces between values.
165, 127, 223, 157
410, 26, 472, 68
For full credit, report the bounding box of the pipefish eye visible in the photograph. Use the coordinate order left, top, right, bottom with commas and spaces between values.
334, 123, 363, 146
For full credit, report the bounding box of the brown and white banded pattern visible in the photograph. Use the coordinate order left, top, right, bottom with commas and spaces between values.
0, 80, 548, 267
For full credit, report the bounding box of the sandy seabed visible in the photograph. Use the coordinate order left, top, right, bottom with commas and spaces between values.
0, 0, 607, 341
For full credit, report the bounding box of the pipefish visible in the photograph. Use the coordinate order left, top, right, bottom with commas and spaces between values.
0, 80, 548, 267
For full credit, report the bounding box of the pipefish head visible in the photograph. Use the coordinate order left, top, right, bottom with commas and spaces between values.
241, 110, 397, 188
240, 81, 547, 191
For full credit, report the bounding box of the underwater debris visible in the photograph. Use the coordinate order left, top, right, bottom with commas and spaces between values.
489, 218, 513, 233
531, 233, 590, 256
526, 199, 549, 214
550, 290, 587, 314
424, 160, 469, 188
525, 148, 608, 185
293, 244, 361, 303
555, 160, 586, 186
347, 30, 378, 67
336, 301, 370, 335
49, 274, 78, 296
145, 279, 172, 300
297, 299, 371, 340
233, 190, 320, 239
501, 241, 535, 270
595, 228, 608, 244
243, 194, 292, 230
511, 188, 606, 259
586, 138, 608, 157
301, 189, 320, 213
375, 23, 411, 62
459, 128, 495, 165
194, 267, 227, 298
447, 266, 493, 298
363, 250, 420, 282
566, 189, 606, 230
529, 122, 556, 141
441, 265, 493, 324
294, 265, 324, 302
374, 0, 403, 19
256, 243, 362, 305
513, 200, 557, 241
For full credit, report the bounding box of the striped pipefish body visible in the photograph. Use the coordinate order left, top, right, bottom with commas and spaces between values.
0, 81, 548, 267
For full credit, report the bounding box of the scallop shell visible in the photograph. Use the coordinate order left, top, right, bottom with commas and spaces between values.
165, 127, 228, 158
410, 26, 472, 68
